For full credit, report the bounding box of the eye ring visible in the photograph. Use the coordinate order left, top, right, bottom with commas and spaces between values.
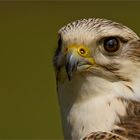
103, 37, 120, 53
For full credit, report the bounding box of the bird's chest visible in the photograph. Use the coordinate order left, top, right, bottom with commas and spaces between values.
66, 96, 126, 140
58, 76, 128, 139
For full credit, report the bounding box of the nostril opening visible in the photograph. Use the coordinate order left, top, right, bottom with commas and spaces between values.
79, 48, 86, 54
78, 47, 88, 57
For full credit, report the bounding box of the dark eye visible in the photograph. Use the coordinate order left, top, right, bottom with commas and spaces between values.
104, 37, 120, 52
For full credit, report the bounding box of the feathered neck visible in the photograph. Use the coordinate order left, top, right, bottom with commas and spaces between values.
58, 74, 131, 139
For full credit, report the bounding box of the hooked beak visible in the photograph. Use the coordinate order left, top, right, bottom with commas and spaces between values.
65, 45, 95, 80
65, 51, 79, 80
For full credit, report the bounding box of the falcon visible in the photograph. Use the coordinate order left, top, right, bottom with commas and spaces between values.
53, 18, 140, 140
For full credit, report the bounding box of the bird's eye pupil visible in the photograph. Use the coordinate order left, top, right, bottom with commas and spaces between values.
104, 37, 119, 52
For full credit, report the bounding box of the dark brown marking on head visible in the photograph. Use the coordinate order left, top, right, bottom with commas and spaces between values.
103, 64, 120, 73
122, 40, 140, 62
124, 84, 134, 93
114, 74, 131, 82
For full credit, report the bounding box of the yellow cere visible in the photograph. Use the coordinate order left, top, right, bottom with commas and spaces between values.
66, 45, 91, 57
87, 57, 95, 65
65, 44, 95, 65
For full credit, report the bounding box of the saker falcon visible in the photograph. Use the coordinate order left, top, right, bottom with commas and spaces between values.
53, 18, 140, 140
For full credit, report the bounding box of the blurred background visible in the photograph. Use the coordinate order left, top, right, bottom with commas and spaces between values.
0, 1, 140, 139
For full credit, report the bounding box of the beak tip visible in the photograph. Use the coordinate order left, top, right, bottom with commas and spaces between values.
65, 52, 78, 81
66, 66, 72, 81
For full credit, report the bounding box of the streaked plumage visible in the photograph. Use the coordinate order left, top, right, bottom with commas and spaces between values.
53, 18, 140, 140
83, 131, 127, 140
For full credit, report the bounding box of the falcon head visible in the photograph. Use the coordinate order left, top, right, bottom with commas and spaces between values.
54, 18, 139, 84
53, 18, 140, 139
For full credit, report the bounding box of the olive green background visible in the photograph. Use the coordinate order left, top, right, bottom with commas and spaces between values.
0, 1, 140, 139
